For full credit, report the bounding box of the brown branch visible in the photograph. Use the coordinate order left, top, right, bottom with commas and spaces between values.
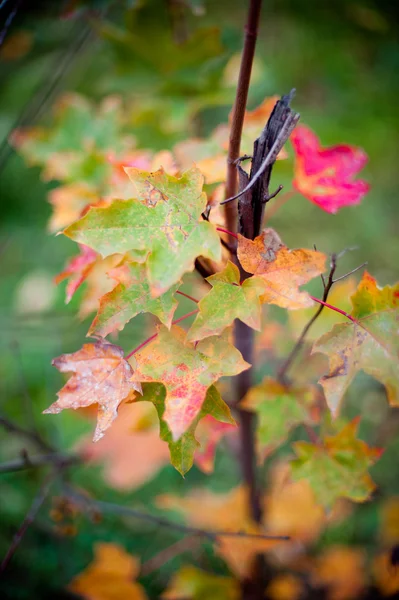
224, 0, 263, 237
67, 489, 289, 543
0, 415, 54, 453
0, 472, 55, 573
277, 253, 338, 383
0, 452, 79, 474
141, 535, 200, 576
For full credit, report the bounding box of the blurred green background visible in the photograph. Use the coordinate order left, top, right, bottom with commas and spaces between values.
1, 0, 399, 598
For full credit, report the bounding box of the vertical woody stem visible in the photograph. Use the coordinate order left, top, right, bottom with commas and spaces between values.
224, 0, 263, 238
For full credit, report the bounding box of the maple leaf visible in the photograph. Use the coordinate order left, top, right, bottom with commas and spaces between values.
78, 402, 170, 490
313, 272, 399, 416
68, 542, 147, 600
130, 325, 248, 440
89, 258, 179, 337
55, 244, 98, 303
237, 228, 326, 309
264, 463, 325, 545
291, 124, 370, 214
48, 183, 98, 233
194, 414, 236, 474
311, 546, 365, 600
162, 565, 240, 600
136, 383, 236, 475
44, 342, 142, 441
64, 167, 221, 296
78, 254, 125, 319
157, 486, 280, 577
241, 377, 319, 460
290, 419, 382, 508
187, 261, 266, 341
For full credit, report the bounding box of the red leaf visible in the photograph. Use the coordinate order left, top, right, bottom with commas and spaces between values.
291, 125, 369, 214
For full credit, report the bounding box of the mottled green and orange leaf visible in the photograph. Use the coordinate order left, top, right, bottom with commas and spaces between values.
130, 325, 248, 440
65, 167, 221, 296
238, 228, 326, 309
313, 272, 399, 416
45, 342, 142, 441
241, 377, 319, 460
187, 261, 266, 341
290, 419, 383, 508
136, 383, 235, 475
89, 258, 179, 337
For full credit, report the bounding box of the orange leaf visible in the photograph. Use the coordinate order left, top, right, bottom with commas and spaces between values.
312, 546, 365, 600
130, 325, 249, 440
45, 342, 142, 441
157, 486, 282, 577
68, 542, 147, 600
79, 402, 170, 489
55, 244, 98, 303
291, 124, 369, 214
237, 228, 326, 309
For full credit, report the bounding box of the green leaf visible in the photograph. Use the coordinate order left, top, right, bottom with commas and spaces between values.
241, 377, 318, 460
313, 272, 399, 416
163, 565, 240, 600
137, 383, 235, 475
65, 167, 222, 296
89, 259, 179, 337
290, 419, 382, 509
187, 261, 266, 341
129, 325, 249, 440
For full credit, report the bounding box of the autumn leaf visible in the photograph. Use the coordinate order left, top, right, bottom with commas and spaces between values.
187, 261, 266, 341
237, 228, 326, 309
157, 486, 281, 577
291, 124, 370, 214
78, 254, 125, 319
89, 258, 179, 337
241, 377, 319, 460
130, 325, 248, 440
264, 463, 325, 545
68, 542, 147, 600
290, 419, 382, 508
313, 272, 399, 416
78, 402, 170, 489
136, 383, 235, 475
55, 244, 98, 303
48, 183, 98, 232
311, 546, 365, 600
162, 565, 239, 600
194, 414, 236, 474
373, 551, 399, 596
266, 574, 303, 600
64, 167, 221, 296
45, 342, 142, 441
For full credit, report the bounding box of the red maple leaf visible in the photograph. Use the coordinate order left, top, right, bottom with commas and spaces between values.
291, 125, 370, 214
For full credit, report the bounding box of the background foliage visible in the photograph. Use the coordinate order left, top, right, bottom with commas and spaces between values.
1, 0, 399, 598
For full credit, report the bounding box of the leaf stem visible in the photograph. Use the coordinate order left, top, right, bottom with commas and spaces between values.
309, 295, 357, 323
176, 290, 199, 304
224, 0, 263, 237
126, 309, 199, 359
216, 227, 239, 240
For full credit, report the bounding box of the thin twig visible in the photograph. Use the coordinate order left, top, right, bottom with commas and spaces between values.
0, 415, 54, 453
67, 490, 290, 542
176, 291, 199, 304
277, 254, 338, 382
333, 262, 367, 283
224, 0, 263, 235
141, 535, 199, 576
0, 472, 55, 573
0, 452, 79, 474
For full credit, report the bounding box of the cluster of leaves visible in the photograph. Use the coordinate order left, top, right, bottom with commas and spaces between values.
13, 80, 399, 597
